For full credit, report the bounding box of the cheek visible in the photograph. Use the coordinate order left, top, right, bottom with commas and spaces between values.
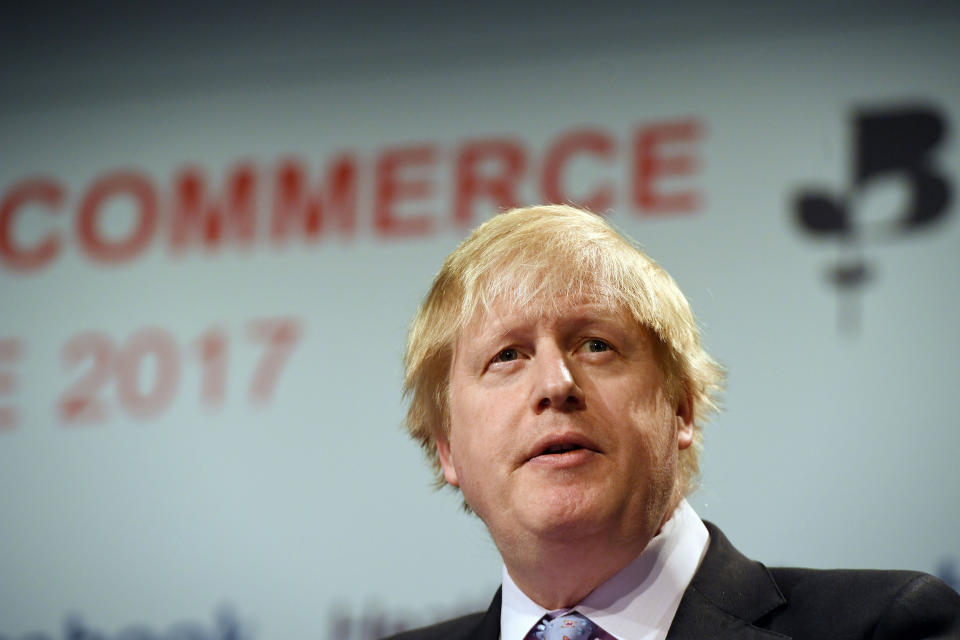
624, 395, 680, 464
448, 404, 495, 474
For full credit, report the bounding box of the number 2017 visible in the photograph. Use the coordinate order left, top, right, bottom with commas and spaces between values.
58, 317, 301, 423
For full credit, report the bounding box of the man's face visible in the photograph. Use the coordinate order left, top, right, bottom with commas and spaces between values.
438, 297, 693, 559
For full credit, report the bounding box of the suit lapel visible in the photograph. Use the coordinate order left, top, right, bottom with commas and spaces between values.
666, 522, 788, 640
467, 588, 502, 640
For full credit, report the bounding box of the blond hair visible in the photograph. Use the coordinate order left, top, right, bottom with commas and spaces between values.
403, 204, 723, 496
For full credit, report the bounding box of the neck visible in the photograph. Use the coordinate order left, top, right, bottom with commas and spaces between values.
503, 498, 682, 609
505, 537, 648, 609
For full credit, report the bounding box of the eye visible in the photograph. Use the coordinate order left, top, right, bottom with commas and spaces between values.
491, 347, 520, 363
583, 339, 611, 353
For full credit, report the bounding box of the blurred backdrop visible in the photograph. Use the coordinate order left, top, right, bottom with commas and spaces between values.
1, 2, 958, 639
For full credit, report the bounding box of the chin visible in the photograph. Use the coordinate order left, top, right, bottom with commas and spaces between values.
520, 487, 614, 537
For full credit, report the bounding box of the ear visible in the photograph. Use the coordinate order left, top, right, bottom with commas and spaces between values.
676, 393, 695, 451
436, 436, 461, 487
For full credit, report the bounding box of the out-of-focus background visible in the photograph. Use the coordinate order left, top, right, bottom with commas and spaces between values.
2, 2, 958, 638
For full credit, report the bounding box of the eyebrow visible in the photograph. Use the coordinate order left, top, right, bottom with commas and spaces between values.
474, 309, 630, 345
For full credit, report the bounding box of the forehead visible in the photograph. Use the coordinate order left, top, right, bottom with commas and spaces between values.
457, 294, 639, 346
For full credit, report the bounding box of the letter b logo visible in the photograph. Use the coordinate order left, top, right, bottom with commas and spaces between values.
793, 105, 952, 329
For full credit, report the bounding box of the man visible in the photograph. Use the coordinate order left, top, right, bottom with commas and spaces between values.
387, 205, 960, 640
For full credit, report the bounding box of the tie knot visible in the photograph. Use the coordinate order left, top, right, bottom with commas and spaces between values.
530, 612, 601, 640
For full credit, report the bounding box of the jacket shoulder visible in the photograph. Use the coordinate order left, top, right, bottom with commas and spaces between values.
691, 523, 960, 639
768, 566, 956, 607
764, 567, 960, 639
381, 611, 487, 640
382, 587, 501, 640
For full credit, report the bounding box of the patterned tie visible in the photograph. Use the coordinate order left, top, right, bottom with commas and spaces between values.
526, 612, 606, 640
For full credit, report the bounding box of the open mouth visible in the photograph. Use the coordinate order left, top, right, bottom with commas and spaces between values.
539, 443, 585, 455
526, 433, 600, 463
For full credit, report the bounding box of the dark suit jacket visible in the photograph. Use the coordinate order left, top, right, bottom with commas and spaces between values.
384, 522, 960, 639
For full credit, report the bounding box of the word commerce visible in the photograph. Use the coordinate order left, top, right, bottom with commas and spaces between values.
0, 119, 704, 273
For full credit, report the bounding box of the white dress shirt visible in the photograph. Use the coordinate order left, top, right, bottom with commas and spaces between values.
500, 500, 709, 640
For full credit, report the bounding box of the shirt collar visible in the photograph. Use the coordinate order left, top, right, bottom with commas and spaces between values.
499, 500, 709, 640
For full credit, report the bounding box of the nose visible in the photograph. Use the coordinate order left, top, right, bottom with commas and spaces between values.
533, 343, 585, 413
